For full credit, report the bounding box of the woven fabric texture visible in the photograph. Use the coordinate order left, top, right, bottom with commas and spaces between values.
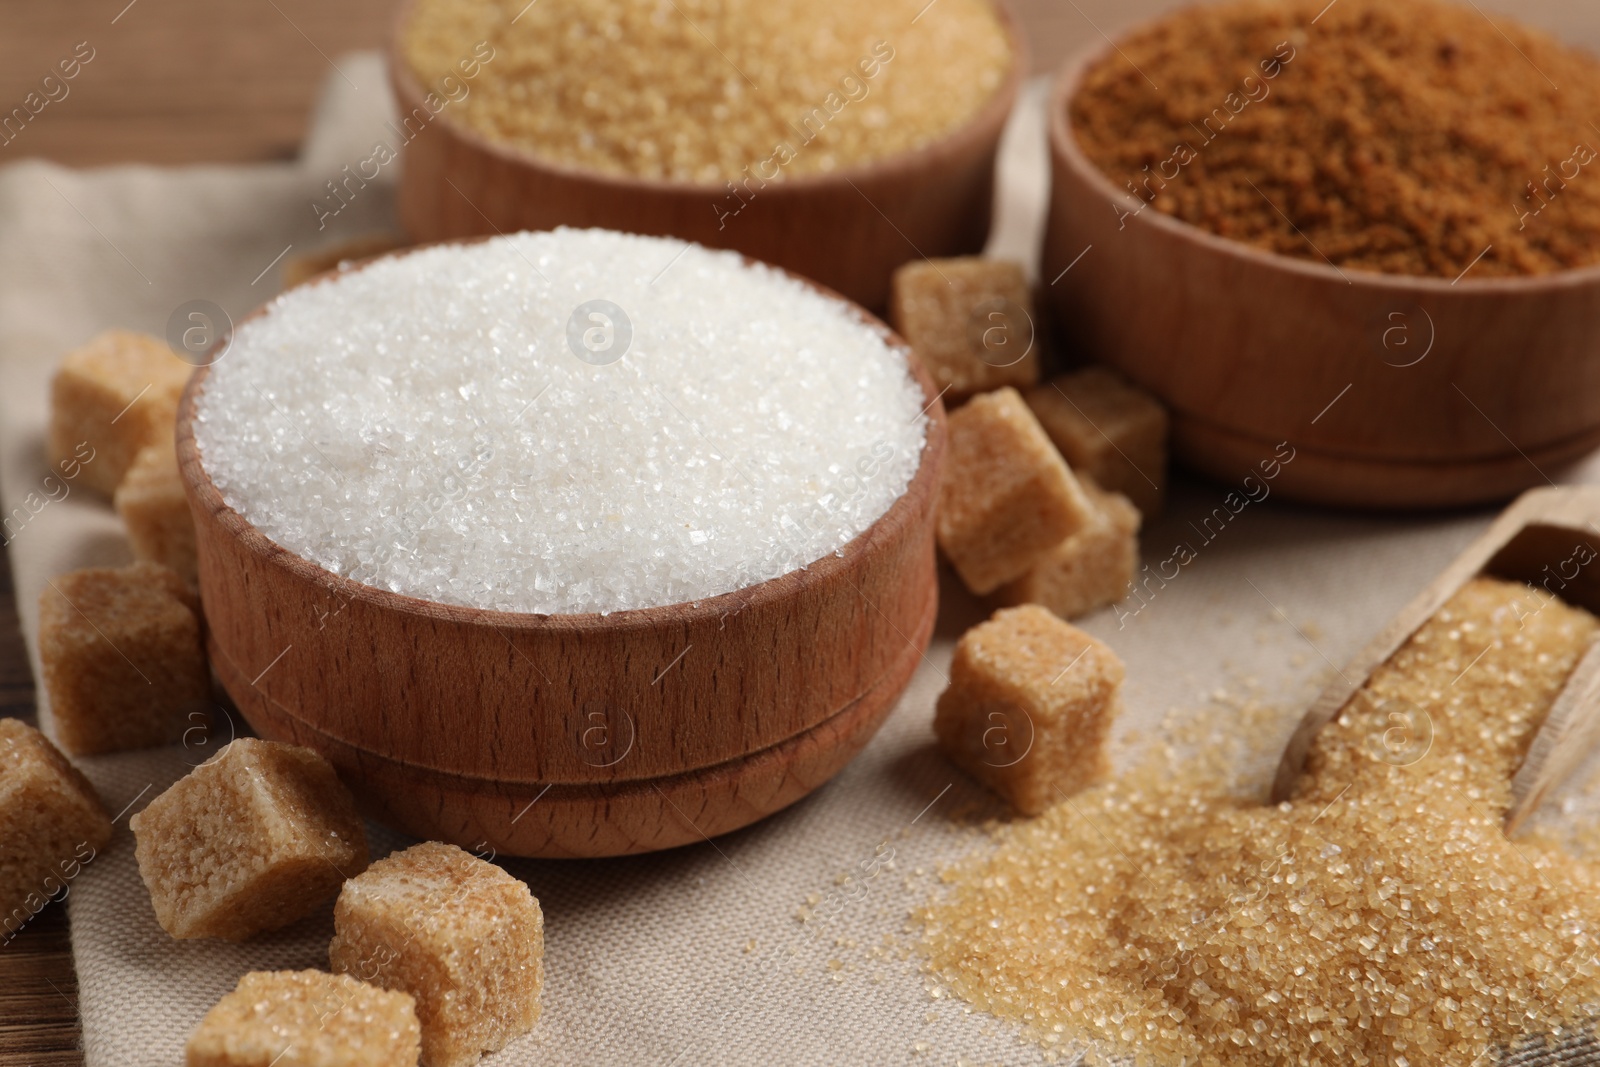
5, 53, 1600, 1067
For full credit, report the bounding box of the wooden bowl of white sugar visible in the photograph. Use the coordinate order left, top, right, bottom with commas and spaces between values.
176, 229, 944, 858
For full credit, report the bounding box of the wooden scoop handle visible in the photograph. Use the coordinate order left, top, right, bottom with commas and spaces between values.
1270, 486, 1600, 820
1506, 635, 1600, 835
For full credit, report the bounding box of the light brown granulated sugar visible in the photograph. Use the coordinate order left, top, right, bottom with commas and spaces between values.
1070, 0, 1600, 277
403, 0, 1011, 182
921, 578, 1600, 1065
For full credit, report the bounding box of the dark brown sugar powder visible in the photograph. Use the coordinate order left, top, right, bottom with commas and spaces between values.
1069, 0, 1600, 278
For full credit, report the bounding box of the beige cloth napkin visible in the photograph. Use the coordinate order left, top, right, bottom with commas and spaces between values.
6, 51, 1600, 1067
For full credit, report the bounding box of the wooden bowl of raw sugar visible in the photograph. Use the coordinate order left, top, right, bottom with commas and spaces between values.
387, 1, 1025, 311
174, 250, 945, 860
1041, 44, 1600, 510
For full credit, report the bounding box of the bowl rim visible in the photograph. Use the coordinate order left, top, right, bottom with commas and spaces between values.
175, 233, 947, 636
386, 0, 1029, 198
1049, 30, 1600, 295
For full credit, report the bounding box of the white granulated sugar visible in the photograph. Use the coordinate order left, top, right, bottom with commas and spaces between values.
194, 229, 928, 615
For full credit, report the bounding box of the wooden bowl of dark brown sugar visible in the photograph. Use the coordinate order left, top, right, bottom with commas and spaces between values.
1042, 39, 1600, 510
387, 0, 1026, 310
174, 241, 946, 860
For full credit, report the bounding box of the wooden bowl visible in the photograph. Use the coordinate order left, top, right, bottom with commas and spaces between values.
174, 245, 946, 859
1041, 43, 1600, 510
388, 1, 1026, 311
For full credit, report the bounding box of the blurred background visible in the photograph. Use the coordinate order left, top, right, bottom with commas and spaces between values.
4, 0, 1597, 168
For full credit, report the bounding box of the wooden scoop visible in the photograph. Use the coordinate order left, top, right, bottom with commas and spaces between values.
1270, 486, 1600, 835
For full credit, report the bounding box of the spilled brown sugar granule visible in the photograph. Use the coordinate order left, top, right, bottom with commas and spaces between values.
921, 578, 1600, 1065
1070, 0, 1600, 277
403, 0, 1011, 183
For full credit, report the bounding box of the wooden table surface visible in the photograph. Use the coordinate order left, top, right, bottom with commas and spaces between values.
0, 551, 79, 1067
0, 6, 403, 1064
2, 0, 1598, 1063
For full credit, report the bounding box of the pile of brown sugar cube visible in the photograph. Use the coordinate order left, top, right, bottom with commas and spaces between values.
4, 259, 1176, 1061
134, 740, 545, 1067
41, 330, 205, 756
891, 258, 1170, 817
2, 329, 547, 1067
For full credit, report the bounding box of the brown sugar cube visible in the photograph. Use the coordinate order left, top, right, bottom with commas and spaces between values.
282, 234, 408, 290
1024, 367, 1168, 517
934, 605, 1124, 815
890, 258, 1040, 404
186, 970, 420, 1067
130, 738, 369, 940
39, 561, 208, 756
996, 479, 1140, 621
1, 719, 112, 939
115, 442, 199, 587
937, 387, 1094, 595
49, 329, 192, 497
330, 842, 544, 1067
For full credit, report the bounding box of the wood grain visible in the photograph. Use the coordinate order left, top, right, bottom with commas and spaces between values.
1, 0, 1593, 1058
390, 0, 1024, 310
0, 0, 395, 165
0, 0, 986, 1050
0, 541, 83, 1067
0, 907, 80, 1067
1042, 51, 1600, 510
1173, 415, 1600, 511
174, 261, 947, 857
1510, 636, 1600, 836
1270, 486, 1600, 822
1, 1, 1595, 170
